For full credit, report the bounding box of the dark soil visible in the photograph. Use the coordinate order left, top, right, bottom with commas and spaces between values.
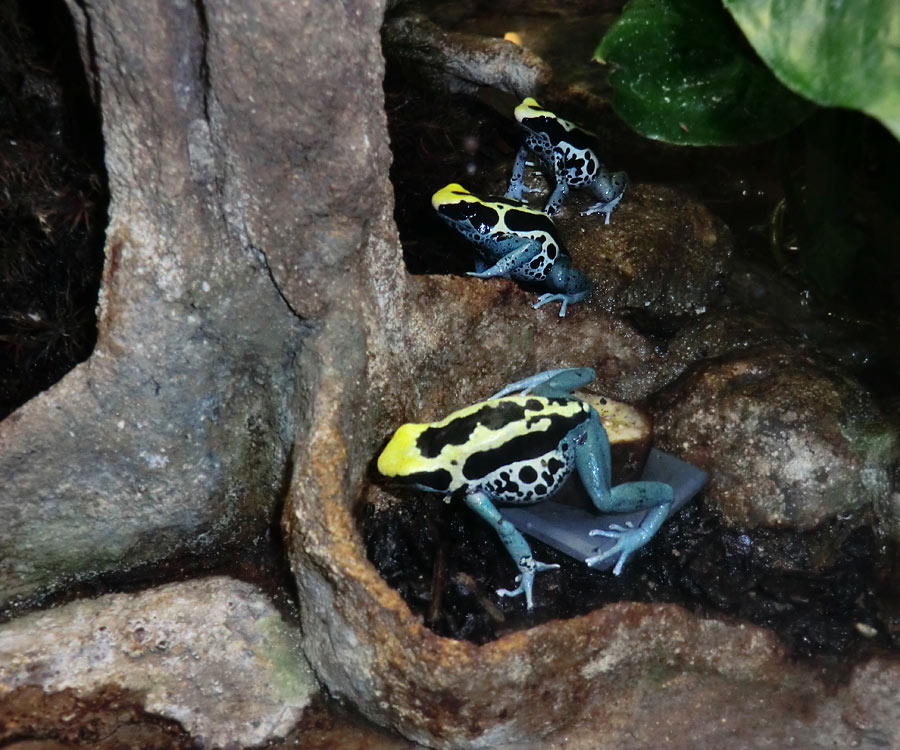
0, 0, 107, 420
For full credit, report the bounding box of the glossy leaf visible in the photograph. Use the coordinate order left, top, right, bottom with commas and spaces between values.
724, 0, 900, 142
595, 0, 814, 145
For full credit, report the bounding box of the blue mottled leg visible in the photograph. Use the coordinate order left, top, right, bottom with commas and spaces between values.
574, 410, 613, 498
464, 490, 559, 610
505, 147, 530, 201
543, 151, 570, 215
468, 239, 543, 279
576, 410, 674, 574
582, 171, 628, 223
489, 367, 596, 400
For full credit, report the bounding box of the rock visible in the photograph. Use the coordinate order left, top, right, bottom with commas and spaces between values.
0, 0, 311, 611
559, 183, 732, 326
0, 577, 317, 748
382, 13, 551, 99
653, 346, 896, 530
0, 685, 194, 749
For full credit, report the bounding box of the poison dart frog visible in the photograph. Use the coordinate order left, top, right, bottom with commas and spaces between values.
506, 97, 627, 223
432, 183, 591, 317
377, 368, 674, 610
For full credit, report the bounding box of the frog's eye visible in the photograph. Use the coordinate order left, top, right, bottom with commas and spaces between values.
438, 201, 500, 234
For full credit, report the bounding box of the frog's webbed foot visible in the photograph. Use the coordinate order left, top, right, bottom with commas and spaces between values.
533, 292, 576, 317
585, 522, 651, 576
467, 269, 499, 280
581, 194, 623, 224
496, 560, 560, 609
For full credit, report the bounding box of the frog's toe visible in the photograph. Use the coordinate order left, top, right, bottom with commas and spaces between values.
585, 544, 632, 575
533, 293, 569, 316
497, 573, 532, 609
589, 522, 632, 535
586, 527, 651, 575
581, 205, 613, 223
581, 196, 622, 223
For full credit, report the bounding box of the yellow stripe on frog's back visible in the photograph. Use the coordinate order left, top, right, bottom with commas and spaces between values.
378, 395, 586, 480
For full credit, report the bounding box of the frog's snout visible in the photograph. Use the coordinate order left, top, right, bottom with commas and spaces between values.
377, 423, 422, 478
431, 183, 471, 211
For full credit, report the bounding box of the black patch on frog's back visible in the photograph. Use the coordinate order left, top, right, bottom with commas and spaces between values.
461, 409, 586, 481
416, 401, 528, 458
521, 115, 600, 154
438, 201, 499, 235
503, 206, 559, 240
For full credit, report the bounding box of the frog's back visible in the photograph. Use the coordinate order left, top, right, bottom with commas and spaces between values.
422, 395, 588, 503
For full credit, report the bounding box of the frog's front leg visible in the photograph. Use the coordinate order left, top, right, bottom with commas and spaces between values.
463, 490, 559, 610
504, 146, 530, 201
543, 150, 571, 215
575, 410, 674, 575
489, 367, 596, 400
467, 238, 543, 279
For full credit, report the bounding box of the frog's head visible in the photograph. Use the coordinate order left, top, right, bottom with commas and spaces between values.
513, 97, 556, 135
431, 183, 499, 237
377, 422, 452, 493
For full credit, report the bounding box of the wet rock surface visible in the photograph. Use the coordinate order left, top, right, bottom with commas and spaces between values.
653, 345, 896, 530
0, 685, 195, 750
532, 182, 732, 326
382, 12, 550, 100
0, 0, 309, 612
0, 577, 317, 748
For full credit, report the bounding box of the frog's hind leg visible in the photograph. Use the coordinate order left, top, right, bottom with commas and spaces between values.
467, 239, 544, 280
463, 490, 559, 610
585, 485, 673, 574
532, 289, 590, 317
575, 410, 674, 574
582, 170, 628, 223
581, 193, 623, 224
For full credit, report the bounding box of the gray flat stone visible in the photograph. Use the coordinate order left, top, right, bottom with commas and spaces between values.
500, 449, 706, 566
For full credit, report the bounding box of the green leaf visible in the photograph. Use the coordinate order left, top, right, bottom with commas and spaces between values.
723, 0, 900, 142
595, 0, 815, 145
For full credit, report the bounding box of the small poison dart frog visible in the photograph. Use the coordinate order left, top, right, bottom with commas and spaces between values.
506, 97, 628, 223
432, 183, 591, 317
377, 368, 674, 610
